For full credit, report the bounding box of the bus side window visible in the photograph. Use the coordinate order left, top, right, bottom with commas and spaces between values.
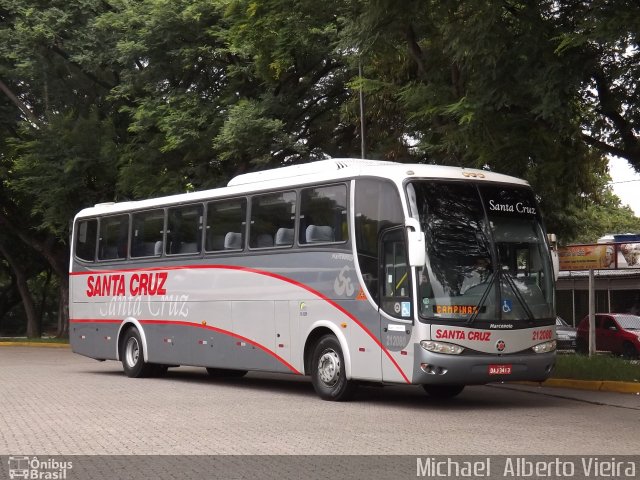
205, 198, 247, 252
354, 179, 404, 304
250, 191, 296, 249
299, 184, 348, 245
75, 219, 98, 261
97, 215, 129, 261
131, 210, 165, 258
166, 204, 203, 255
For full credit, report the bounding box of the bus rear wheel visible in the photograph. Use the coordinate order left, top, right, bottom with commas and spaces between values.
121, 327, 158, 378
422, 384, 465, 398
311, 335, 355, 401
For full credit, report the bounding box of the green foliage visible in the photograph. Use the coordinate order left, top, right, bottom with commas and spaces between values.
339, 0, 638, 241
213, 99, 291, 167
553, 354, 640, 382
0, 0, 640, 334
8, 111, 119, 236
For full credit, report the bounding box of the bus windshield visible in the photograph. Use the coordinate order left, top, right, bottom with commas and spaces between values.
408, 181, 554, 324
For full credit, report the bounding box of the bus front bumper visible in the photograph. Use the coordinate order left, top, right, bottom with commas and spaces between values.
412, 347, 556, 385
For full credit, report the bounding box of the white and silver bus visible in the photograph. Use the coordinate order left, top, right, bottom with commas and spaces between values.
69, 159, 557, 400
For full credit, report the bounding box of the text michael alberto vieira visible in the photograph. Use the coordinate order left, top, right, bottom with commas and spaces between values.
416, 457, 637, 477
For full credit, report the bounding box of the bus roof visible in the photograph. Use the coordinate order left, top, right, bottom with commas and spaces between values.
75, 158, 529, 218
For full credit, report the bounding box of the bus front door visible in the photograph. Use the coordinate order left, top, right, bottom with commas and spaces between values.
379, 228, 413, 383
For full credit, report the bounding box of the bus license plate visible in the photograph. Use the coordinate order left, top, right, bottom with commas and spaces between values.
488, 364, 512, 375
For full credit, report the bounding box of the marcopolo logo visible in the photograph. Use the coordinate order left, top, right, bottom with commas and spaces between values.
7, 456, 73, 479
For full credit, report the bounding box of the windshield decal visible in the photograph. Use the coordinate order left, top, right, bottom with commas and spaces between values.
487, 199, 536, 216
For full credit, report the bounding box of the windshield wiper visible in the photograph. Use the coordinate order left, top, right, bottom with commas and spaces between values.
466, 271, 497, 326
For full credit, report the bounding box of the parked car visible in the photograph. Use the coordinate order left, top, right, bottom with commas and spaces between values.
555, 316, 577, 351
576, 313, 640, 358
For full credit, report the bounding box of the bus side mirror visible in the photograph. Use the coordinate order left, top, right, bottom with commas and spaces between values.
405, 218, 426, 267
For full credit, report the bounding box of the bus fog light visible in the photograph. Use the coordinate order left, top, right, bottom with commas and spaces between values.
421, 363, 434, 374
532, 340, 556, 353
420, 340, 464, 355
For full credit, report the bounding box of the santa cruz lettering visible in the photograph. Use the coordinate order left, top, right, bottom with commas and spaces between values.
488, 199, 536, 215
435, 329, 491, 342
86, 272, 168, 298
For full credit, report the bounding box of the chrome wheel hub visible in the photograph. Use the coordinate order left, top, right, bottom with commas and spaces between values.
125, 337, 140, 367
318, 349, 340, 386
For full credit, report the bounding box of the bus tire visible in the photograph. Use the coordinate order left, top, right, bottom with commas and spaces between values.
121, 327, 156, 378
311, 335, 355, 401
422, 384, 465, 398
206, 368, 247, 377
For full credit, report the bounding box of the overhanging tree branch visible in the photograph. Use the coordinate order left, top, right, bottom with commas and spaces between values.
0, 77, 42, 127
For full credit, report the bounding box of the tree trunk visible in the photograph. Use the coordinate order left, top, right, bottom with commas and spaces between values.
0, 209, 69, 337
57, 280, 69, 338
0, 242, 41, 338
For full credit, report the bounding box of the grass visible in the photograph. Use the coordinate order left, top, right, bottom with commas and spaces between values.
552, 353, 640, 383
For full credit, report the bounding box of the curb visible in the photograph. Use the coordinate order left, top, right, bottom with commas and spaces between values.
517, 378, 640, 394
0, 341, 70, 348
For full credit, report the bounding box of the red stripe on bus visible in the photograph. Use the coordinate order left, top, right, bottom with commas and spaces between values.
71, 317, 301, 375
141, 319, 301, 374
70, 264, 411, 383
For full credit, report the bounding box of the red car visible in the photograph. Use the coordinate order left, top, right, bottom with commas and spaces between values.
576, 313, 640, 358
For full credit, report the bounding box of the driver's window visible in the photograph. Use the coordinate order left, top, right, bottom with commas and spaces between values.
380, 228, 412, 319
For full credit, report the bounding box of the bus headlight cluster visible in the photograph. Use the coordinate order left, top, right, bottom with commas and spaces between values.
420, 340, 464, 355
532, 340, 556, 354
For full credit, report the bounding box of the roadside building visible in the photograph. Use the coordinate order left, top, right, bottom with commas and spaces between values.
556, 234, 640, 325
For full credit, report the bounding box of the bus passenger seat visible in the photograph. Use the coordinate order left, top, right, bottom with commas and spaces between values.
179, 242, 198, 254
306, 225, 334, 243
275, 228, 293, 246
208, 234, 225, 251
256, 233, 274, 248
101, 246, 118, 260
224, 232, 243, 250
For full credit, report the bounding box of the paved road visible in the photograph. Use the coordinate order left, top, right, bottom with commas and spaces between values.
1, 346, 639, 457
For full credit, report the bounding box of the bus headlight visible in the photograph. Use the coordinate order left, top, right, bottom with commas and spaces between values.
420, 340, 464, 355
532, 340, 556, 354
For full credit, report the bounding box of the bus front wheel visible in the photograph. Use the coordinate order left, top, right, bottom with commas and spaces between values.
121, 327, 158, 378
311, 335, 355, 401
422, 384, 465, 398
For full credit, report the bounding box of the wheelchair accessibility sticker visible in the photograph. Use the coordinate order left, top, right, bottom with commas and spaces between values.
502, 299, 513, 313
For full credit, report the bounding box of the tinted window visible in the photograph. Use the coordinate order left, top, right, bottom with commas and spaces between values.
409, 181, 553, 322
299, 185, 348, 244
250, 192, 296, 248
131, 210, 165, 258
75, 219, 97, 261
205, 198, 247, 251
354, 179, 404, 303
98, 215, 129, 260
166, 205, 203, 255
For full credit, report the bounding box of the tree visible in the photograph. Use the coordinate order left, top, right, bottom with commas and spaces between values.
337, 0, 638, 241
553, 0, 640, 169
0, 0, 121, 335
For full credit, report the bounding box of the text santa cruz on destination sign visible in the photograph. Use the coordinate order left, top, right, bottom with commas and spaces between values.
416, 457, 637, 478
